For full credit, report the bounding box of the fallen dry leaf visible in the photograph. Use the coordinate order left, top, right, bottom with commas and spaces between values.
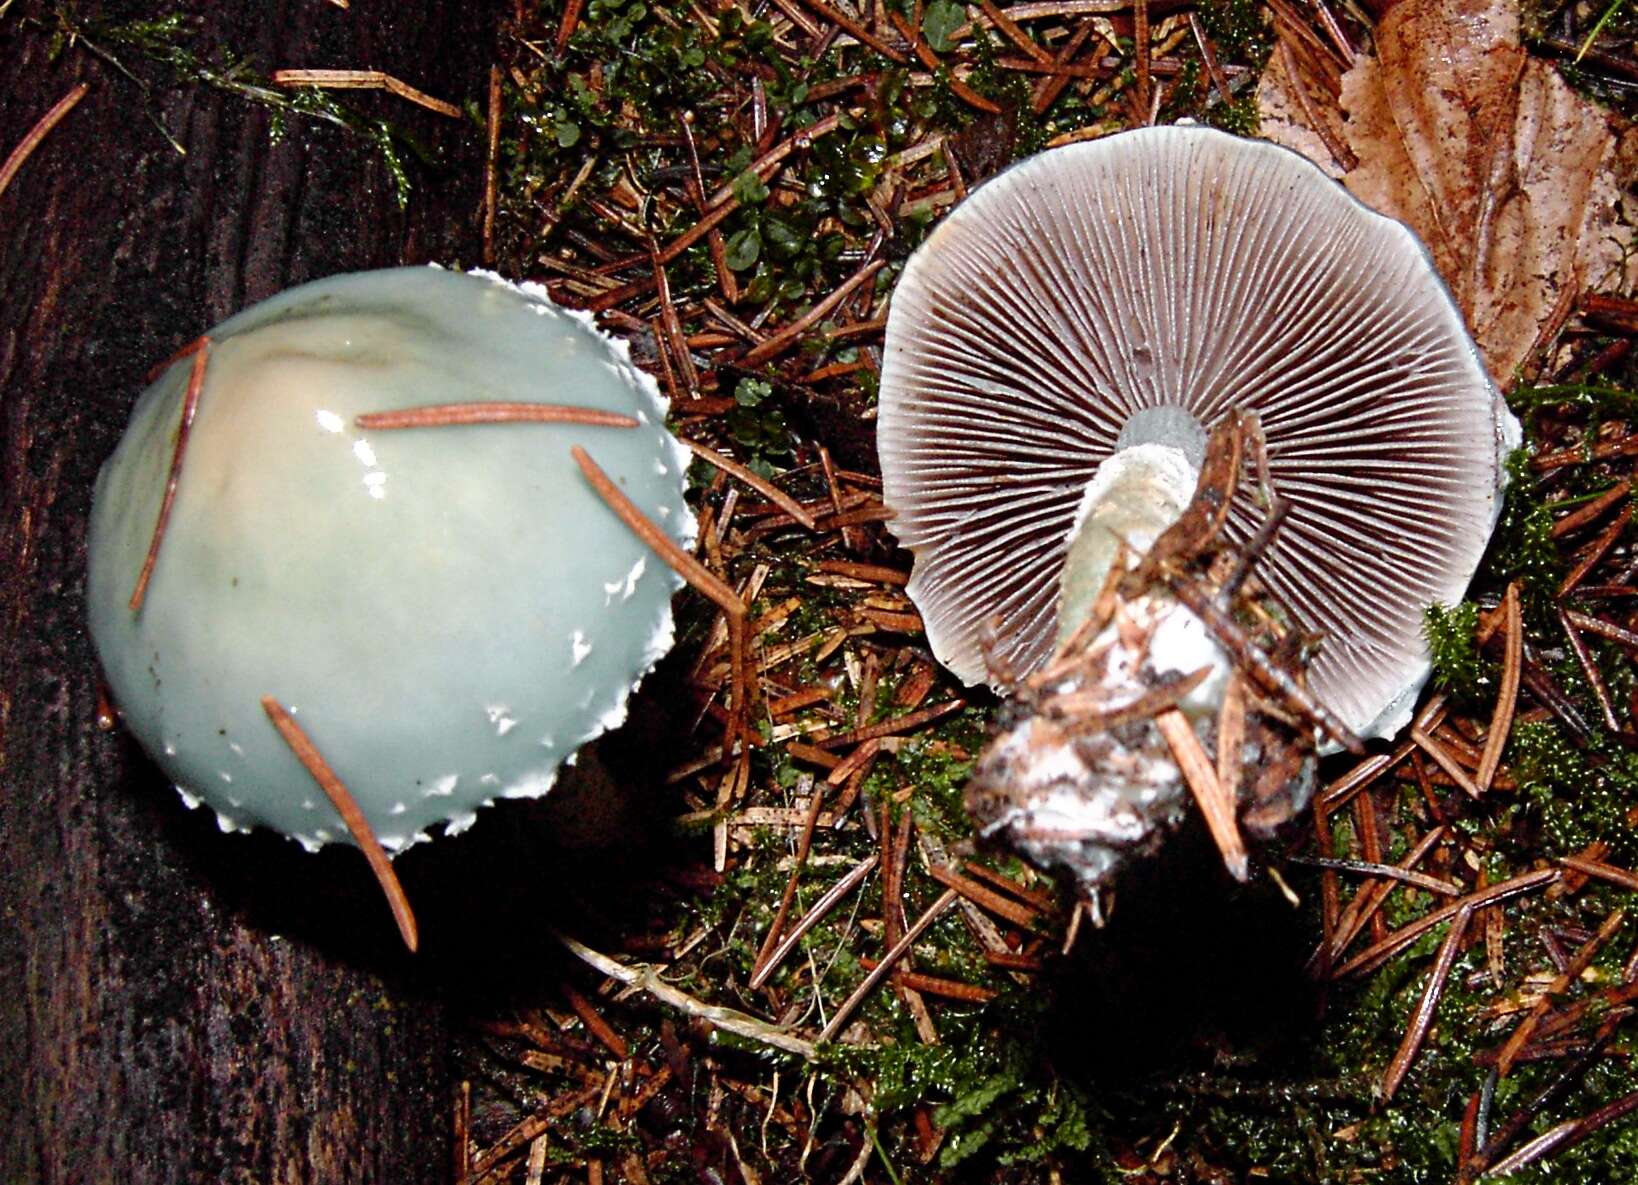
1257, 0, 1630, 387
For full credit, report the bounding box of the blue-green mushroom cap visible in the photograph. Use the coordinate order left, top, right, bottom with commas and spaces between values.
87, 267, 695, 851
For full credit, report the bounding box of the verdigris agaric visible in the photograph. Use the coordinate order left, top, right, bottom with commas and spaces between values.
876, 126, 1519, 894
87, 266, 696, 947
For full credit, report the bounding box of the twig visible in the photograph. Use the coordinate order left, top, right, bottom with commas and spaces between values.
271, 69, 462, 117
749, 854, 880, 990
1168, 576, 1363, 753
684, 439, 818, 529
817, 888, 959, 1043
554, 931, 819, 1059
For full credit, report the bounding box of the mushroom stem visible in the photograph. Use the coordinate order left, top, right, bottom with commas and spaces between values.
1053, 438, 1236, 733
1056, 441, 1199, 645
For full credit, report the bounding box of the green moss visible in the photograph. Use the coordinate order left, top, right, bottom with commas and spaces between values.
1512, 719, 1638, 860
50, 7, 430, 205
1493, 453, 1567, 614
1424, 601, 1493, 703
827, 1001, 1105, 1177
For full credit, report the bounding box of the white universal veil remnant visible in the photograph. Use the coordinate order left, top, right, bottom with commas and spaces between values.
877, 126, 1519, 890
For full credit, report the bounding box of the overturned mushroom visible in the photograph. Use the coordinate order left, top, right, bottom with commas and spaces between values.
87, 267, 696, 945
877, 126, 1518, 892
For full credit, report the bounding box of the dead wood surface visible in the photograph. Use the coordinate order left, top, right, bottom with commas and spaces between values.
0, 3, 492, 1181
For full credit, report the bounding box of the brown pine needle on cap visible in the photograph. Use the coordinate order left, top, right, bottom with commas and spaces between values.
130, 336, 211, 613
260, 696, 419, 952
355, 401, 640, 430
1155, 706, 1248, 881
573, 444, 756, 742
0, 82, 89, 206
145, 332, 211, 383
570, 445, 744, 619
271, 69, 461, 118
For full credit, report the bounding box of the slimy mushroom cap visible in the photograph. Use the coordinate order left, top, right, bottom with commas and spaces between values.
87, 267, 695, 851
